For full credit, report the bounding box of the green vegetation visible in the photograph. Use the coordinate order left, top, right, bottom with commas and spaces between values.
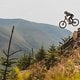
0, 26, 80, 80
0, 26, 21, 80
17, 53, 32, 70
35, 46, 46, 62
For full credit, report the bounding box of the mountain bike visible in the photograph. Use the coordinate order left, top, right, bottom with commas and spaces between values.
59, 16, 79, 29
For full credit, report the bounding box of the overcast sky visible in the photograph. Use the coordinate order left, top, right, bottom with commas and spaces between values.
0, 0, 80, 32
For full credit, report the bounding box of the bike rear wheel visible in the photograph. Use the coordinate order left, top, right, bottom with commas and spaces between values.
72, 18, 79, 26
59, 21, 67, 29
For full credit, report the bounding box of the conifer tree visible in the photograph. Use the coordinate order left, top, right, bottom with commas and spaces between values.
17, 53, 32, 70
0, 26, 21, 80
48, 44, 56, 53
35, 46, 46, 62
45, 44, 58, 69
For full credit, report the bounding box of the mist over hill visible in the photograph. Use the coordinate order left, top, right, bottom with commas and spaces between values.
0, 18, 71, 51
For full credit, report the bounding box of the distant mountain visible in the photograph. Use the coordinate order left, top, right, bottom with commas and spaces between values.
0, 18, 71, 51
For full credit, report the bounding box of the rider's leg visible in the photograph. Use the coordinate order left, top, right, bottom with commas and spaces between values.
68, 17, 73, 24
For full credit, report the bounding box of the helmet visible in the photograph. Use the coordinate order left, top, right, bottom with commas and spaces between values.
64, 11, 68, 14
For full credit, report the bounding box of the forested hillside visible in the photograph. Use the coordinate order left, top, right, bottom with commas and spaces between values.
0, 19, 71, 50
1, 26, 80, 80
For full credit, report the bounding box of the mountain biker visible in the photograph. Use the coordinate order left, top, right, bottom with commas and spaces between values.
64, 11, 74, 24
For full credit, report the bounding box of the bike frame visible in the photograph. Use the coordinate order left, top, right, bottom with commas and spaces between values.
64, 16, 73, 24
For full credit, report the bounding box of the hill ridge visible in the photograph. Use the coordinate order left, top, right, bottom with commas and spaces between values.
0, 18, 71, 51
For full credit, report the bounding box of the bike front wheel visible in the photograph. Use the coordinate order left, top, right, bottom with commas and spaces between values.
72, 18, 79, 26
59, 21, 67, 29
